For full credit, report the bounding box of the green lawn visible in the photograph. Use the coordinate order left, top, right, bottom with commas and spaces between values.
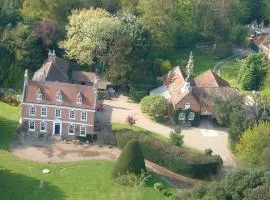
220, 58, 242, 90
0, 102, 174, 200
165, 48, 219, 75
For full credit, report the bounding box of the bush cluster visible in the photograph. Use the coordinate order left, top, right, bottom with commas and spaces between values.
115, 130, 223, 178
140, 95, 167, 121
129, 87, 148, 102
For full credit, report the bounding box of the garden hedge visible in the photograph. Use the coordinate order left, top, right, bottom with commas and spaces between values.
112, 139, 146, 178
115, 130, 222, 178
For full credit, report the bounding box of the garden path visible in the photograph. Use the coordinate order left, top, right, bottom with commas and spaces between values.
10, 138, 204, 189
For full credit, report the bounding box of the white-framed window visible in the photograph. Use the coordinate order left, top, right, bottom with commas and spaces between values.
68, 124, 75, 135
36, 91, 42, 100
179, 112, 185, 121
188, 112, 195, 121
41, 107, 47, 117
40, 121, 46, 133
76, 93, 82, 104
29, 120, 35, 131
76, 97, 82, 104
55, 108, 61, 118
29, 105, 35, 116
56, 92, 62, 102
80, 126, 86, 136
81, 111, 87, 121
69, 110, 75, 120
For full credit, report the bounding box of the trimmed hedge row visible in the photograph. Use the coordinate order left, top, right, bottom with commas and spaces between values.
115, 130, 223, 178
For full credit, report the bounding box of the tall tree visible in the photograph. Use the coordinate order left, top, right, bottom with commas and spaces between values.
60, 8, 122, 65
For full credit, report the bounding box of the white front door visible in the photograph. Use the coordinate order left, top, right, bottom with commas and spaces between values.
53, 122, 61, 136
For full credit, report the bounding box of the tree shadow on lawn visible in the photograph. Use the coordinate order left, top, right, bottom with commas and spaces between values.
0, 116, 19, 149
0, 168, 66, 200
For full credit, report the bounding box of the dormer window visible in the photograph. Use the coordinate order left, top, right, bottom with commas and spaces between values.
56, 90, 62, 102
36, 88, 42, 100
76, 92, 82, 104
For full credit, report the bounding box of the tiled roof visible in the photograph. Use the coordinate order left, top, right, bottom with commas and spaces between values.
24, 81, 96, 110
71, 71, 107, 90
193, 69, 230, 87
163, 66, 188, 106
162, 67, 238, 113
192, 87, 240, 110
32, 55, 69, 83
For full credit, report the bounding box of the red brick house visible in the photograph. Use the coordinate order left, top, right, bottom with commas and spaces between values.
150, 65, 239, 125
20, 51, 98, 138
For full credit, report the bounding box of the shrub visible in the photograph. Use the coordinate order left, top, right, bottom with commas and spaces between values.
129, 87, 148, 102
115, 130, 223, 178
163, 189, 173, 197
205, 148, 213, 156
170, 128, 184, 147
98, 90, 108, 100
112, 139, 146, 178
114, 171, 150, 187
160, 59, 172, 75
126, 115, 137, 127
154, 182, 165, 191
140, 95, 167, 120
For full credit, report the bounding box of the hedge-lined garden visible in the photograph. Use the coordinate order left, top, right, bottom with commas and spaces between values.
114, 129, 223, 178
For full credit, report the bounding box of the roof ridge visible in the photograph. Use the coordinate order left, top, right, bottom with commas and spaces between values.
29, 80, 95, 89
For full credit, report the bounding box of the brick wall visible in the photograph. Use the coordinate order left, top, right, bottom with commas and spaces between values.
21, 104, 95, 137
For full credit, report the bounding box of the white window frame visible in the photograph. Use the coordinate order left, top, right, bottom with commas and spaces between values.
36, 92, 42, 101
188, 112, 195, 121
81, 111, 87, 121
29, 105, 35, 116
76, 97, 82, 104
29, 120, 35, 131
55, 108, 61, 118
40, 121, 47, 133
68, 124, 75, 135
80, 126, 86, 136
179, 112, 185, 121
41, 107, 47, 117
56, 94, 62, 102
69, 110, 75, 120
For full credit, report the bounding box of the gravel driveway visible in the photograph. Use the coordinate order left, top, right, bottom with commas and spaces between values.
98, 95, 236, 167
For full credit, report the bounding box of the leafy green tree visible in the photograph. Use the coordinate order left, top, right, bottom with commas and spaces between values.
21, 0, 61, 19
112, 139, 146, 178
3, 63, 23, 89
140, 95, 167, 120
0, 7, 22, 27
175, 169, 270, 200
0, 43, 13, 84
137, 0, 177, 48
105, 36, 132, 85
236, 122, 270, 164
60, 8, 122, 65
2, 24, 44, 71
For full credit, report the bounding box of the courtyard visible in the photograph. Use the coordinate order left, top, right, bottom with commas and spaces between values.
97, 95, 236, 167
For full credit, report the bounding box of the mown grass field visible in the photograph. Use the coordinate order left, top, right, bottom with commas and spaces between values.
165, 48, 219, 75
0, 102, 174, 200
220, 58, 242, 90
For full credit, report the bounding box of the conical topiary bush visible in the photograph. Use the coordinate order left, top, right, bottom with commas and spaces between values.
112, 139, 146, 178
